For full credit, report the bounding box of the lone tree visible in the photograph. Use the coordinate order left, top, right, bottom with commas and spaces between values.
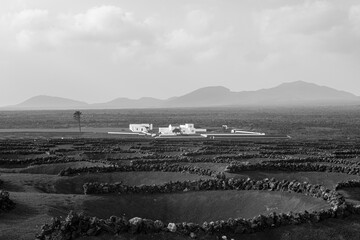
172, 128, 182, 135
73, 111, 82, 133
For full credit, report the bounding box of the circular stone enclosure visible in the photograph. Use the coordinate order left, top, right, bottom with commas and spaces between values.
54, 171, 213, 194
83, 190, 330, 224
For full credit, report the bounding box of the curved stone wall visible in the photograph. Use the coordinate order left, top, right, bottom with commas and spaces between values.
36, 176, 349, 239
58, 163, 225, 179
0, 191, 16, 214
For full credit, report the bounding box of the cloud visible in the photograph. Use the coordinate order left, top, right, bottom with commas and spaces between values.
60, 6, 154, 45
259, 2, 346, 37
252, 1, 360, 64
157, 9, 231, 64
0, 9, 64, 50
1, 6, 155, 50
0, 5, 232, 64
161, 28, 228, 64
164, 28, 206, 49
349, 5, 360, 35
10, 9, 50, 30
186, 10, 212, 35
194, 47, 220, 63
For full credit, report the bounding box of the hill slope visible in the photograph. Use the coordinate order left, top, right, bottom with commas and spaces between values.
165, 86, 234, 107
233, 81, 358, 106
166, 81, 359, 107
6, 95, 88, 110
92, 97, 163, 109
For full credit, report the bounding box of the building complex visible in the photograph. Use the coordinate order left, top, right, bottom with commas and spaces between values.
108, 123, 290, 139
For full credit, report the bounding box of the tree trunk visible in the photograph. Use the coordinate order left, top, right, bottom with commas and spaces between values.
78, 119, 81, 133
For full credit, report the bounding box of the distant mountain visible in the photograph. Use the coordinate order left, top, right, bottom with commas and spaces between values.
92, 97, 163, 109
165, 86, 233, 107
2, 81, 359, 110
252, 81, 357, 104
232, 81, 358, 106
166, 81, 359, 107
4, 95, 88, 110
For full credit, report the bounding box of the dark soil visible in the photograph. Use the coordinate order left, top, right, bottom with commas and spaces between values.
82, 190, 329, 224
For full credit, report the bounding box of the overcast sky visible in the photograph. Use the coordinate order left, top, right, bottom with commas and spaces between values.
1, 0, 360, 106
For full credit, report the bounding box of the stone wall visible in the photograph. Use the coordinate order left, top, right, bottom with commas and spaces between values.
82, 178, 345, 210
266, 157, 360, 166
0, 190, 16, 213
36, 176, 351, 240
335, 179, 360, 190
130, 156, 359, 167
59, 163, 224, 179
0, 156, 89, 167
226, 162, 360, 176
36, 156, 360, 239
130, 156, 233, 165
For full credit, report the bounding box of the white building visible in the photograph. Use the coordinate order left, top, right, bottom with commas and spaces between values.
230, 129, 265, 135
158, 123, 206, 135
129, 123, 153, 133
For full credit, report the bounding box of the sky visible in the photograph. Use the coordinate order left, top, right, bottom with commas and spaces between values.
1, 0, 360, 106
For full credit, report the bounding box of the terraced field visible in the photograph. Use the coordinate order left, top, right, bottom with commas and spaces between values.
1, 131, 360, 239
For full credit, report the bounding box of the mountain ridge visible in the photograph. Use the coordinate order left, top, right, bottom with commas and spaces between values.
3, 81, 359, 110
7, 95, 89, 109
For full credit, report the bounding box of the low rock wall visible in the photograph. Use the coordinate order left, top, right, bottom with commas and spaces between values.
36, 177, 353, 240
130, 157, 233, 165
130, 156, 359, 167
0, 156, 94, 167
266, 157, 360, 166
59, 163, 224, 179
0, 190, 15, 213
226, 162, 360, 176
335, 179, 360, 190
83, 178, 345, 210
34, 153, 360, 239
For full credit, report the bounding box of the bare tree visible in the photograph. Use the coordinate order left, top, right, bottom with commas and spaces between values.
73, 111, 82, 133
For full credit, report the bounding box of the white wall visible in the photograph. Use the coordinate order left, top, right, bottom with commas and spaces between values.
130, 124, 151, 133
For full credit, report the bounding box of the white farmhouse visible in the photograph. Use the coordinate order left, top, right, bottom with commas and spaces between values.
158, 123, 206, 135
129, 123, 153, 133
